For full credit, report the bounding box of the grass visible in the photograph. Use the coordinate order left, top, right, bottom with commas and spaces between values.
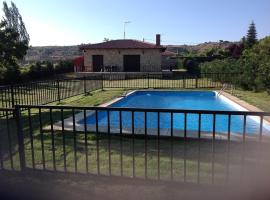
231, 89, 270, 112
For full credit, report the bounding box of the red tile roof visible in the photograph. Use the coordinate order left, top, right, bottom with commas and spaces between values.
80, 39, 166, 51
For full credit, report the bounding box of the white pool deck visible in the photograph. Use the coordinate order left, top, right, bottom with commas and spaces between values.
47, 90, 270, 142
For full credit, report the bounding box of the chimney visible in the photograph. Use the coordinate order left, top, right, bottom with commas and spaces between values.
156, 34, 160, 46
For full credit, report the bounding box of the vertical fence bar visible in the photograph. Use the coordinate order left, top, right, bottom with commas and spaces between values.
72, 109, 77, 173
95, 110, 100, 175
132, 111, 135, 178
107, 110, 111, 176
226, 114, 231, 183
39, 108, 45, 170
15, 106, 26, 171
197, 138, 201, 184
144, 111, 148, 179
5, 111, 13, 169
213, 114, 216, 140
11, 85, 15, 108
170, 112, 173, 181
212, 114, 216, 184
228, 114, 231, 141
119, 111, 123, 176
49, 108, 56, 171
28, 108, 35, 169
57, 79, 60, 102
157, 112, 160, 180
84, 109, 89, 174
61, 108, 67, 172
0, 113, 3, 168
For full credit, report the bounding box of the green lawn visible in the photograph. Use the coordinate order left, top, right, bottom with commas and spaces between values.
231, 89, 270, 112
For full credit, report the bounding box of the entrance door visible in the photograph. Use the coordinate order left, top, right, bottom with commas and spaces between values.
92, 55, 103, 72
123, 55, 140, 72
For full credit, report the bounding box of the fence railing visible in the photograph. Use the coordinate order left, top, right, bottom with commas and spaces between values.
1, 105, 269, 184
0, 77, 103, 116
0, 73, 238, 114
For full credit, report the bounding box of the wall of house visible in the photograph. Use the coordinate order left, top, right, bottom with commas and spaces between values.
83, 49, 162, 72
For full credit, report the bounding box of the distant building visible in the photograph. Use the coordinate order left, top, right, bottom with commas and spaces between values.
79, 34, 166, 72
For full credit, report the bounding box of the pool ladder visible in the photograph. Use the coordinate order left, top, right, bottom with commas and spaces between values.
217, 83, 234, 96
120, 91, 128, 97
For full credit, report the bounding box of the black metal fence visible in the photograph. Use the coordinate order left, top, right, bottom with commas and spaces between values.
1, 105, 270, 184
0, 73, 237, 114
0, 77, 103, 116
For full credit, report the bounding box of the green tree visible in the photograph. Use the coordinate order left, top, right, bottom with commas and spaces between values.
0, 1, 29, 83
3, 1, 30, 44
246, 21, 257, 48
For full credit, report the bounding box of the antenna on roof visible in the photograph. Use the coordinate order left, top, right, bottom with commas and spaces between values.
124, 21, 131, 39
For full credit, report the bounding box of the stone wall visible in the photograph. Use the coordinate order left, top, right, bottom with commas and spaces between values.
84, 49, 162, 72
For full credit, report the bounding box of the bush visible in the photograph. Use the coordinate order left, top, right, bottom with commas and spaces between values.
183, 58, 200, 75
200, 36, 270, 93
0, 60, 74, 84
54, 60, 73, 74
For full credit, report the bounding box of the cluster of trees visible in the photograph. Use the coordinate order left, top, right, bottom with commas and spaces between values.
200, 22, 270, 93
20, 60, 74, 81
180, 42, 245, 75
0, 1, 75, 85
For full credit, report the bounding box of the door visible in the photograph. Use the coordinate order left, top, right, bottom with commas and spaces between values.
92, 55, 104, 72
123, 55, 140, 72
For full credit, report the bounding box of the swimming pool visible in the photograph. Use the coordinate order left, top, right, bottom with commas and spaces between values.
79, 91, 270, 136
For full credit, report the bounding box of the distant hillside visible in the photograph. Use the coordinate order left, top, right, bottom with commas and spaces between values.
24, 41, 236, 62
24, 45, 82, 62
166, 41, 235, 55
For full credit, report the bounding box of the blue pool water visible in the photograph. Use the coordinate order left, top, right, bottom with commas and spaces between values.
80, 91, 270, 135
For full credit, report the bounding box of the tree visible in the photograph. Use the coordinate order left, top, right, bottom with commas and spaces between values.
0, 1, 29, 83
3, 1, 30, 44
246, 21, 257, 48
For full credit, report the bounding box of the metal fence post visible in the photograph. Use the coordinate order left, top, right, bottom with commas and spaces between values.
11, 84, 15, 108
195, 76, 198, 88
57, 79, 60, 102
15, 106, 26, 171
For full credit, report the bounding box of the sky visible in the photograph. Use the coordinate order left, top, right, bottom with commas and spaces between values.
0, 0, 270, 46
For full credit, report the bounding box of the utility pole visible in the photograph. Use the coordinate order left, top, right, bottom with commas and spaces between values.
124, 21, 131, 39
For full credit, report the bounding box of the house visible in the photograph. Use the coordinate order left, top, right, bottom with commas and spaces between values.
80, 34, 166, 72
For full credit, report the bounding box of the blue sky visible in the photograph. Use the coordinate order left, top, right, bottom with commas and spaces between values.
1, 0, 270, 46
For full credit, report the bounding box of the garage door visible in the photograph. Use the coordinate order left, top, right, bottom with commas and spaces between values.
123, 55, 140, 72
92, 55, 103, 72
